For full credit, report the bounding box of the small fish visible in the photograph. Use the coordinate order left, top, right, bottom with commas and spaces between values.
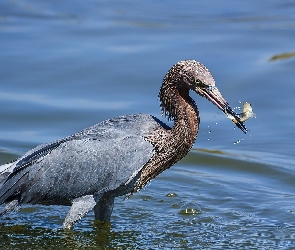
226, 102, 256, 123
239, 102, 256, 122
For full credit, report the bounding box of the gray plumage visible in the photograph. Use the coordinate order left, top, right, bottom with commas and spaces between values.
0, 114, 163, 227
1, 114, 156, 202
0, 60, 247, 229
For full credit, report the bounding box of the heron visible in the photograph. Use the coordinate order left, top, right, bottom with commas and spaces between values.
0, 60, 247, 229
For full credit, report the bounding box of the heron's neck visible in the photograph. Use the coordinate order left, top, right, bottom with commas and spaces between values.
131, 83, 199, 194
159, 83, 199, 144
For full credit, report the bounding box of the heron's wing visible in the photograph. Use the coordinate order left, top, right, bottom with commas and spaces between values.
0, 139, 70, 204
0, 114, 160, 205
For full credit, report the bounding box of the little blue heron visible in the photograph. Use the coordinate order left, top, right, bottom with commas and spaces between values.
0, 60, 247, 229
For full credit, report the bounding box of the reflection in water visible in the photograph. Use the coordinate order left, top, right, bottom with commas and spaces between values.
0, 222, 137, 249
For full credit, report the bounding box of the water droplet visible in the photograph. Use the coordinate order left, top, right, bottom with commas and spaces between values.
234, 139, 241, 144
179, 202, 202, 215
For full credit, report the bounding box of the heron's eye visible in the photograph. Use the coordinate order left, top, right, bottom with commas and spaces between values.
195, 79, 202, 86
195, 79, 207, 89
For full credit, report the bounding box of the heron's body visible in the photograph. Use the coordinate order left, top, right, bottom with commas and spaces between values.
0, 60, 247, 229
0, 114, 159, 204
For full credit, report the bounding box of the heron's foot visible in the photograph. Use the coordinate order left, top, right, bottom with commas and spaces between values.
63, 195, 96, 229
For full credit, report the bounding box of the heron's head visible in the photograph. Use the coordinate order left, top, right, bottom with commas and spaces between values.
165, 60, 247, 133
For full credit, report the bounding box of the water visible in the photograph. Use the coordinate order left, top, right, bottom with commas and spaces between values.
1, 0, 295, 249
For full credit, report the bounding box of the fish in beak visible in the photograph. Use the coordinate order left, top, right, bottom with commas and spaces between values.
194, 85, 248, 134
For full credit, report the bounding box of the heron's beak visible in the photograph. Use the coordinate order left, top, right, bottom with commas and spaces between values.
224, 105, 248, 134
196, 86, 248, 134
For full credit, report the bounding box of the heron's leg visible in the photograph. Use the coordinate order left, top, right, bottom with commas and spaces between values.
63, 195, 96, 229
93, 195, 114, 222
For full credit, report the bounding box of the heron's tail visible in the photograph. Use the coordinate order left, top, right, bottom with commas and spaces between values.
0, 200, 20, 216
0, 162, 21, 216
0, 161, 22, 206
0, 161, 16, 187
